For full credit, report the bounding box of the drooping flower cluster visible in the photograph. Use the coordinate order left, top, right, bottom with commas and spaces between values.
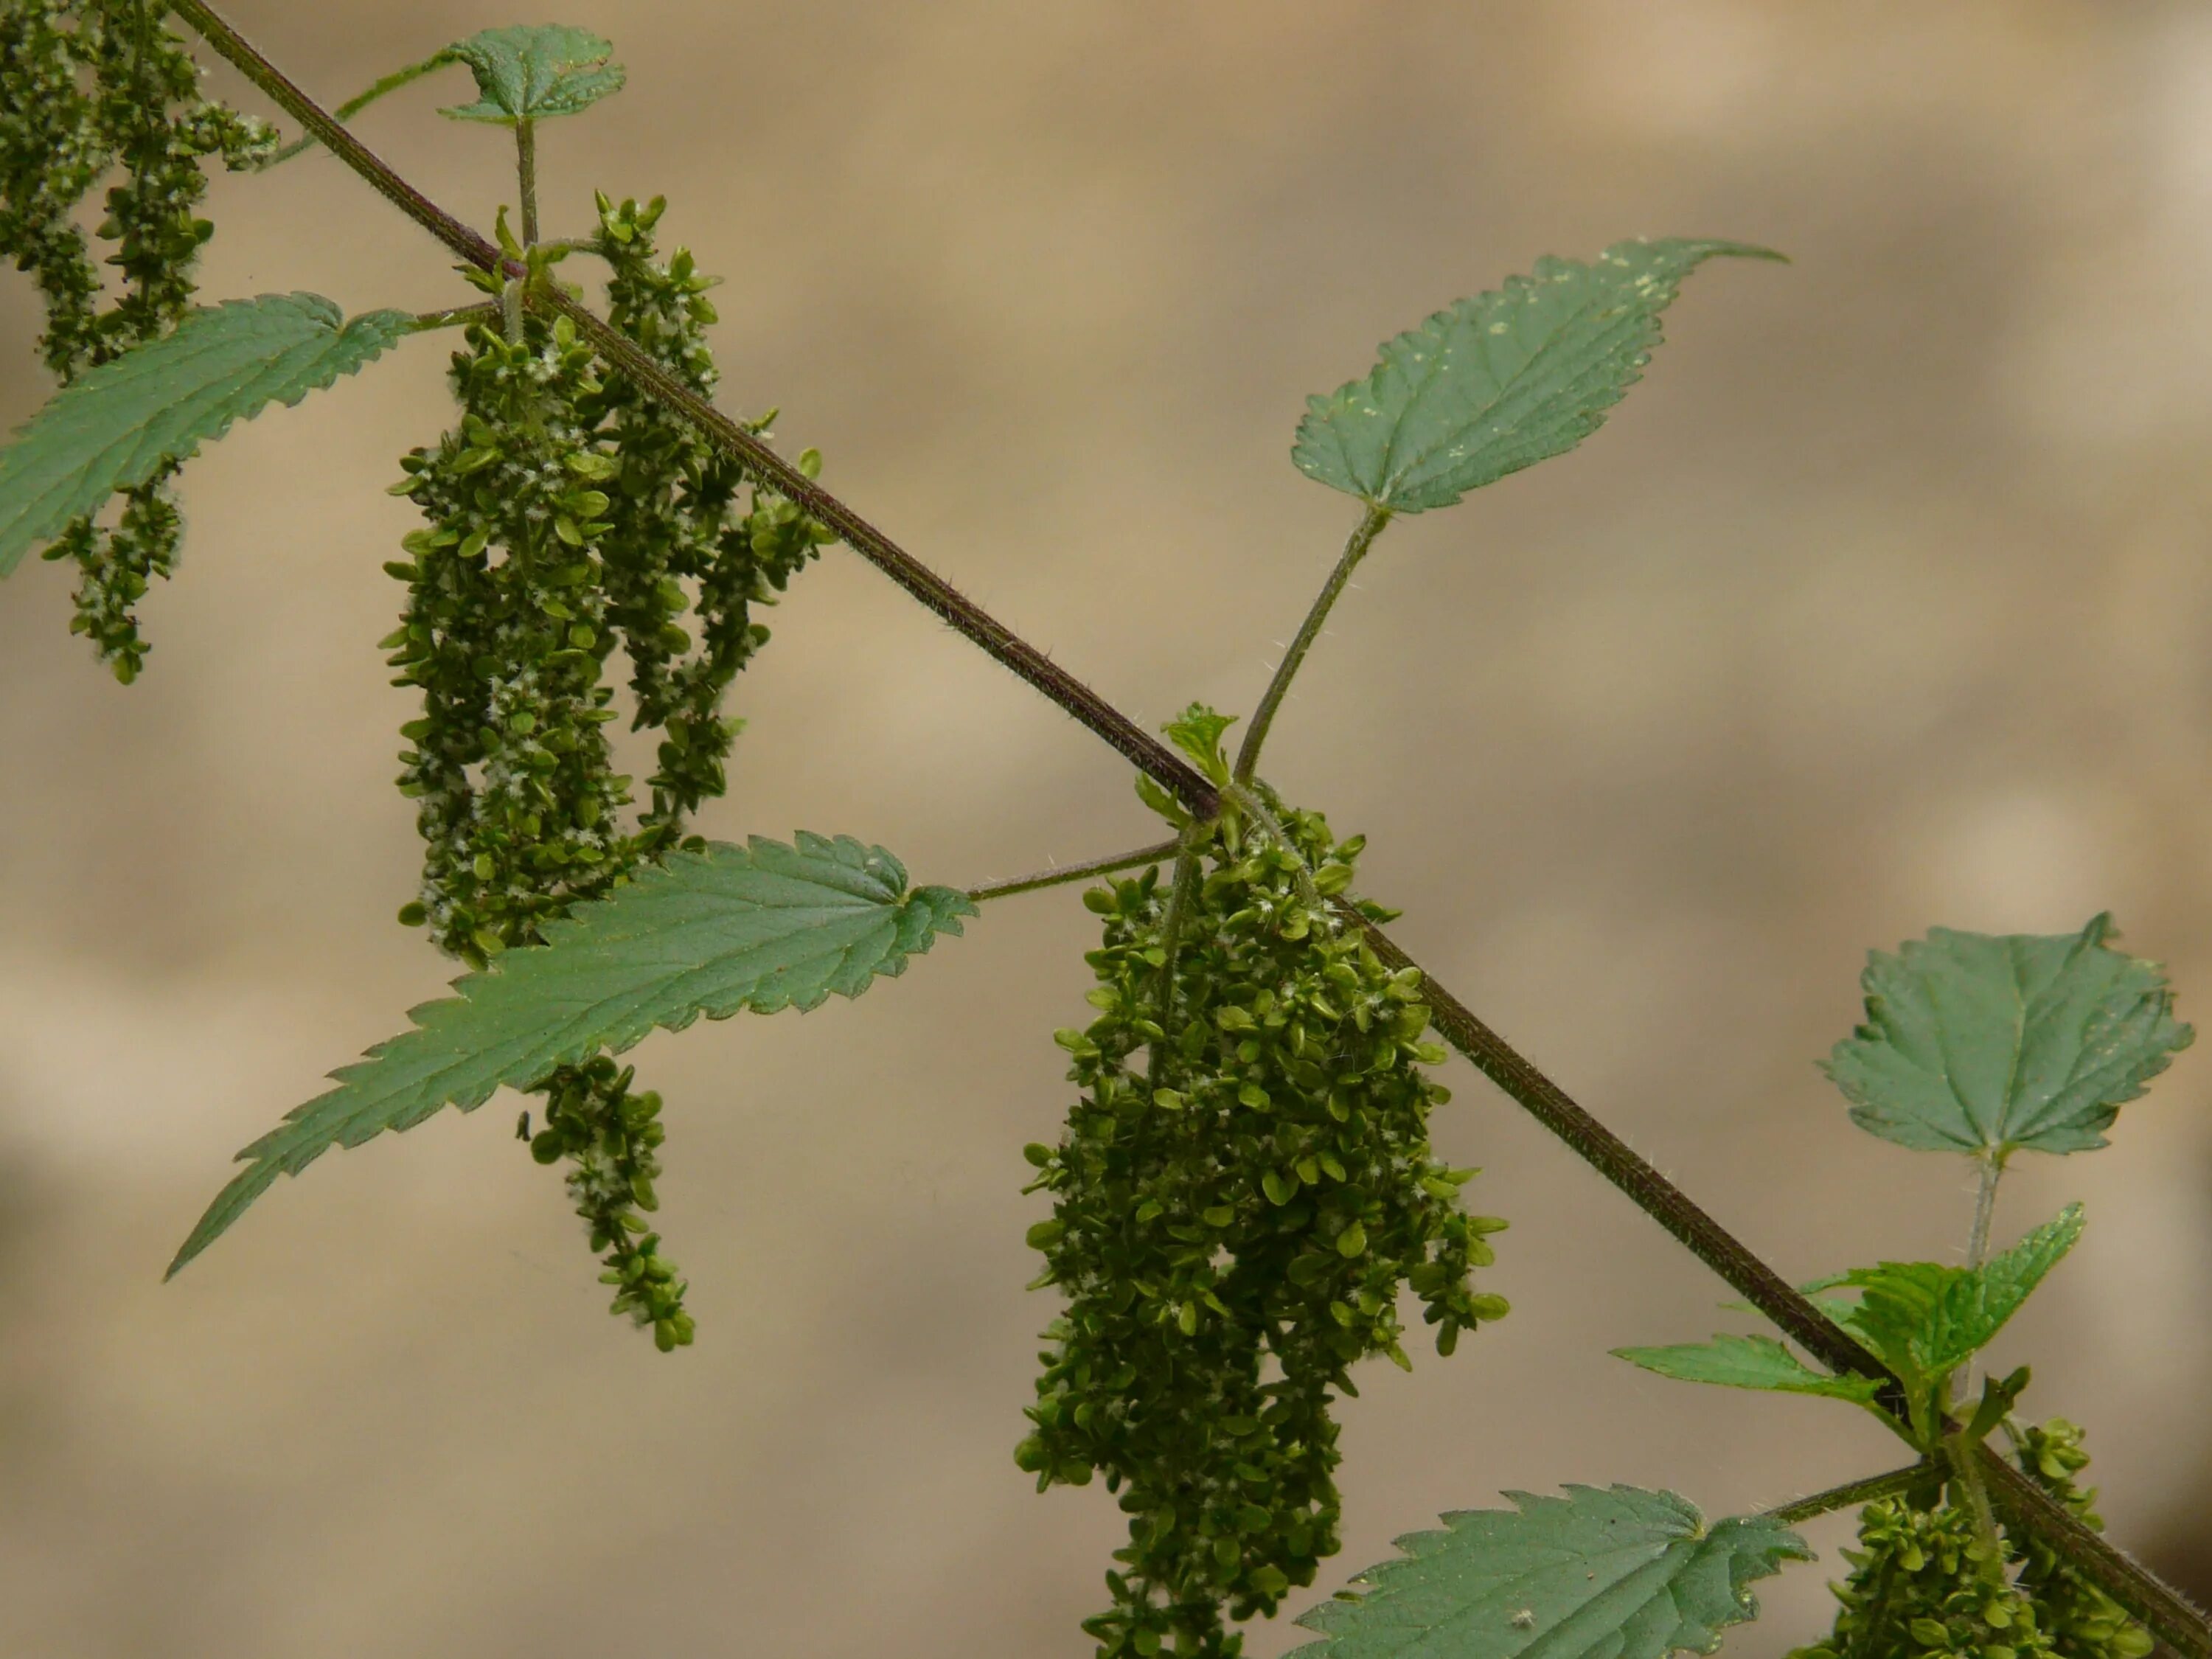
1787, 1498, 2056, 1659
0, 0, 274, 681
2011, 1421, 2155, 1659
387, 197, 832, 1347
1020, 708, 1506, 1659
1788, 1425, 2150, 1659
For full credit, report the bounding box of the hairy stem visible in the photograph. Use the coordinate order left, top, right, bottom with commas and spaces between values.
161, 7, 2212, 1649
1764, 1462, 1933, 1526
1147, 827, 1208, 1088
1234, 503, 1390, 783
515, 116, 538, 247
408, 302, 500, 333
1966, 1150, 2003, 1270
168, 0, 1221, 823
1344, 902, 1886, 1388
257, 49, 453, 167
966, 838, 1179, 904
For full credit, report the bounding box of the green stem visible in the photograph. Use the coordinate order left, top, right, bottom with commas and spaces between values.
515, 116, 538, 247
409, 302, 498, 333
966, 838, 1178, 904
1233, 504, 1391, 784
1947, 1432, 2007, 1574
1147, 826, 1208, 1088
1764, 1462, 1934, 1526
256, 49, 453, 167
1966, 1151, 2003, 1270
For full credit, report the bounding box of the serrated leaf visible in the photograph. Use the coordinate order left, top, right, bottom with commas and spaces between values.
1823, 915, 2190, 1158
1290, 1485, 1809, 1659
168, 834, 974, 1277
1612, 1333, 1882, 1407
439, 25, 624, 123
0, 293, 411, 576
1292, 238, 1781, 514
1829, 1205, 2084, 1391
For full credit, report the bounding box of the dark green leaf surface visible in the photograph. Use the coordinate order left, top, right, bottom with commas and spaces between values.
1825, 916, 2191, 1157
168, 835, 973, 1276
1831, 1205, 2085, 1390
439, 24, 624, 123
1290, 1486, 1807, 1659
0, 293, 411, 575
1292, 238, 1781, 514
1613, 1332, 1882, 1406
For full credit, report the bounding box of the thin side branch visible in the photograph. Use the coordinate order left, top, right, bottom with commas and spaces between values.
1234, 502, 1390, 783
1764, 1461, 1933, 1526
967, 838, 1178, 904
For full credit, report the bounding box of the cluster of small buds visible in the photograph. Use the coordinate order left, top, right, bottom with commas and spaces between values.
1788, 1498, 2058, 1659
586, 191, 834, 852
1, 0, 276, 681
387, 313, 633, 966
2011, 1421, 2155, 1659
1019, 705, 1506, 1659
388, 196, 835, 1349
528, 1057, 695, 1351
1790, 1425, 2152, 1659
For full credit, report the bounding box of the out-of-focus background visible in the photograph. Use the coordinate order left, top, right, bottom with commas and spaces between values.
5, 1, 2212, 1653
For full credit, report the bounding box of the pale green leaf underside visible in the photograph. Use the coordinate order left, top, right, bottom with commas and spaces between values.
1613, 1333, 1882, 1406
1830, 1204, 2084, 1389
0, 293, 411, 575
1824, 915, 2191, 1157
1292, 238, 1781, 514
168, 834, 974, 1277
1290, 1485, 1808, 1659
440, 24, 625, 122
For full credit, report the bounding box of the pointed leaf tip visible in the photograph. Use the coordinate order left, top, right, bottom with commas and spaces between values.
0, 294, 412, 576
166, 835, 974, 1277
1291, 237, 1781, 515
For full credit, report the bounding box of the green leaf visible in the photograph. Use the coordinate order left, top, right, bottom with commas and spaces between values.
1612, 1333, 1882, 1407
1289, 1485, 1809, 1659
1292, 238, 1782, 514
1829, 1205, 2085, 1391
168, 835, 973, 1277
0, 293, 412, 576
439, 25, 625, 124
1824, 915, 2191, 1158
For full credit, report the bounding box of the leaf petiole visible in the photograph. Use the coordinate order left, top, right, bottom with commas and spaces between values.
1233, 503, 1389, 783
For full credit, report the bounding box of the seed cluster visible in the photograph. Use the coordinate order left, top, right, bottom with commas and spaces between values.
2011, 1421, 2154, 1659
386, 197, 832, 1347
1787, 1498, 2057, 1659
1788, 1425, 2149, 1659
1020, 707, 1506, 1659
0, 0, 274, 681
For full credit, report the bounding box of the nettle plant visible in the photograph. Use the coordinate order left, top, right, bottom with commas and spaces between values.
2, 7, 2205, 1658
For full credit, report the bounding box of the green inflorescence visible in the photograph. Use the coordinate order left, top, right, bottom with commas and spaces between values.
2011, 1420, 2154, 1659
386, 195, 832, 1348
1018, 705, 1507, 1659
1787, 1497, 2056, 1659
1788, 1424, 2150, 1659
527, 1056, 693, 1351
587, 190, 828, 850
0, 0, 274, 681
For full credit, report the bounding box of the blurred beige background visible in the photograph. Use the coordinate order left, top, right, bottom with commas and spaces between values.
6, 1, 2212, 1653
